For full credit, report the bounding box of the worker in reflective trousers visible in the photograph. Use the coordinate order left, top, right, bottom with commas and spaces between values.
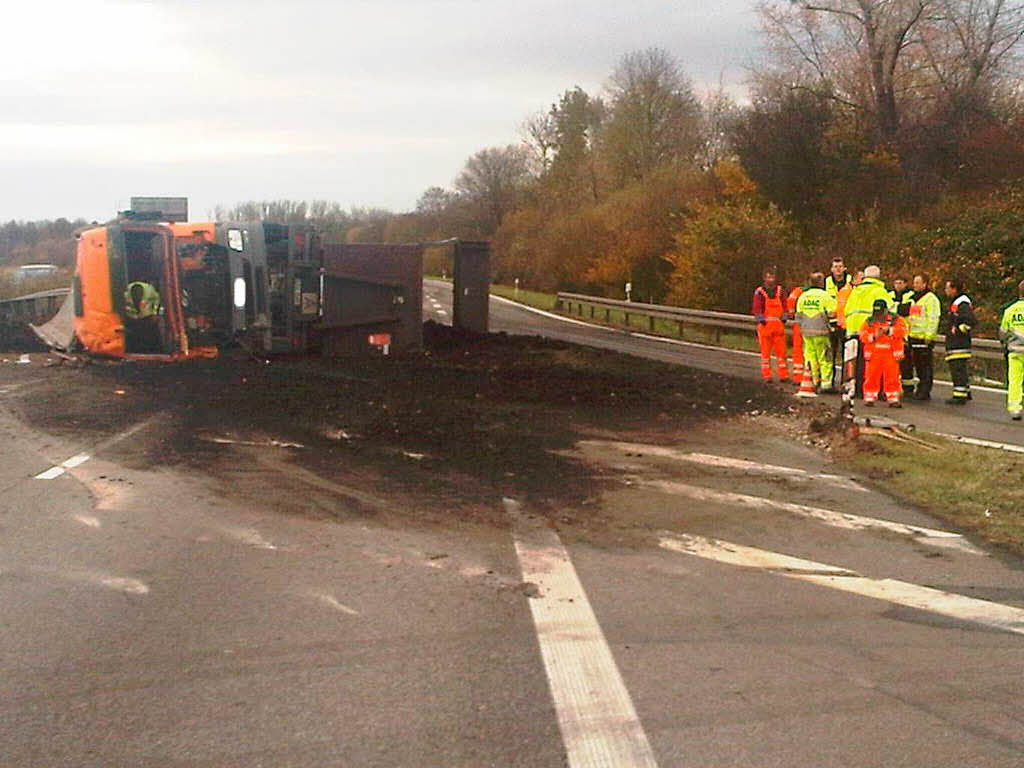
999, 279, 1024, 420
752, 268, 788, 382
795, 272, 837, 393
860, 298, 907, 408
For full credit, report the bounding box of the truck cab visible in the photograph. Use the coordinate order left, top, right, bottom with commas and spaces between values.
72, 216, 276, 360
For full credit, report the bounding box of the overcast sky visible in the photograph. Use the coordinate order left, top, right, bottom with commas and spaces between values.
1, 0, 762, 222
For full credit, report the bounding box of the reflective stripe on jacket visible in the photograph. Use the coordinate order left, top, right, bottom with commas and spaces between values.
844, 278, 893, 336
1000, 299, 1024, 354
859, 314, 907, 361
907, 290, 940, 341
795, 288, 837, 337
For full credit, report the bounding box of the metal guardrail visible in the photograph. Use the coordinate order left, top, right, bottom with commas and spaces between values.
555, 291, 1005, 362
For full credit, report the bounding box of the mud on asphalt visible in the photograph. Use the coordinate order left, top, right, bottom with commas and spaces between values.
5, 322, 796, 527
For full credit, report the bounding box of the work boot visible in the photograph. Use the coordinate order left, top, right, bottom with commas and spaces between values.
1012, 411, 1022, 421
889, 401, 902, 409
946, 397, 966, 405
914, 391, 930, 401
863, 400, 875, 408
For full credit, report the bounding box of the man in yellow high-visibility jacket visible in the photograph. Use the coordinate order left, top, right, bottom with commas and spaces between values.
123, 281, 163, 353
795, 272, 837, 394
906, 274, 941, 400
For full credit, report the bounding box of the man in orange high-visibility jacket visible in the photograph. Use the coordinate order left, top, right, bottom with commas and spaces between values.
786, 283, 804, 383
859, 298, 907, 408
752, 268, 789, 382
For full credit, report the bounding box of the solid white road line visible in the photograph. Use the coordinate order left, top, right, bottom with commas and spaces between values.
583, 441, 866, 491
932, 431, 1024, 454
505, 498, 659, 768
34, 466, 65, 480
642, 480, 983, 554
660, 533, 1024, 636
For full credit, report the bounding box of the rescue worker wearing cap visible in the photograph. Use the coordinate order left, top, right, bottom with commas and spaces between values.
843, 265, 893, 397
795, 272, 837, 393
889, 276, 915, 394
786, 283, 805, 384
123, 281, 163, 353
752, 268, 789, 382
860, 298, 907, 408
825, 257, 852, 391
906, 274, 940, 400
999, 279, 1024, 420
943, 278, 976, 405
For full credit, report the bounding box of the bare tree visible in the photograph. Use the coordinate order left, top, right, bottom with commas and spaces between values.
758, 1, 936, 142
919, 0, 1024, 104
758, 1, 1024, 141
602, 48, 703, 182
519, 111, 558, 175
700, 83, 741, 168
454, 145, 532, 234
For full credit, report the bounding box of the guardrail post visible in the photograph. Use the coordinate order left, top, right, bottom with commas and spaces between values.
649, 315, 655, 332
678, 320, 684, 339
715, 328, 722, 345
605, 308, 610, 322
590, 305, 595, 319
624, 312, 630, 328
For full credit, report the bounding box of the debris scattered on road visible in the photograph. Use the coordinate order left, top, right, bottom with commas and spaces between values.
322, 427, 355, 441
198, 433, 306, 449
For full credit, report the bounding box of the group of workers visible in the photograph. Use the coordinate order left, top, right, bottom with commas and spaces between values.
751, 257, 1024, 419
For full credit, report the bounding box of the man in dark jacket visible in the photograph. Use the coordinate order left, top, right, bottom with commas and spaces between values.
943, 278, 977, 405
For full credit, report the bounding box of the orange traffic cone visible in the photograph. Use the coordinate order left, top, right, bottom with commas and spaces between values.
795, 364, 818, 398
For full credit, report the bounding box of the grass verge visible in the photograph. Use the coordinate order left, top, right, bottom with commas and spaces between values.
834, 433, 1024, 556
488, 283, 558, 311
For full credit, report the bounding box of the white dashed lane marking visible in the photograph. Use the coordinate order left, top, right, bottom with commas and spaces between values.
506, 498, 659, 768
660, 533, 1024, 636
34, 414, 163, 480
35, 454, 91, 479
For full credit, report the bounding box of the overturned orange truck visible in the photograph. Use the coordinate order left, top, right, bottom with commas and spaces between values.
35, 211, 433, 360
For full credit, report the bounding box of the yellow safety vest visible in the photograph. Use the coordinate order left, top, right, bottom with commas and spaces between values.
124, 282, 162, 319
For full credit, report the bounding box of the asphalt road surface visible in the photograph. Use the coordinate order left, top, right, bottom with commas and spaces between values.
2, 295, 1023, 766
424, 279, 1024, 450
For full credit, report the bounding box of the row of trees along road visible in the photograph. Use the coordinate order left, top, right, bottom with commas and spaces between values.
400, 1, 1024, 324
4, 3, 1022, 322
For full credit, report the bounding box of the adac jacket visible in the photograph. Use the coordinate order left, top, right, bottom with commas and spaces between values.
907, 290, 941, 342
999, 299, 1024, 354
844, 277, 893, 336
795, 287, 837, 337
944, 294, 976, 356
